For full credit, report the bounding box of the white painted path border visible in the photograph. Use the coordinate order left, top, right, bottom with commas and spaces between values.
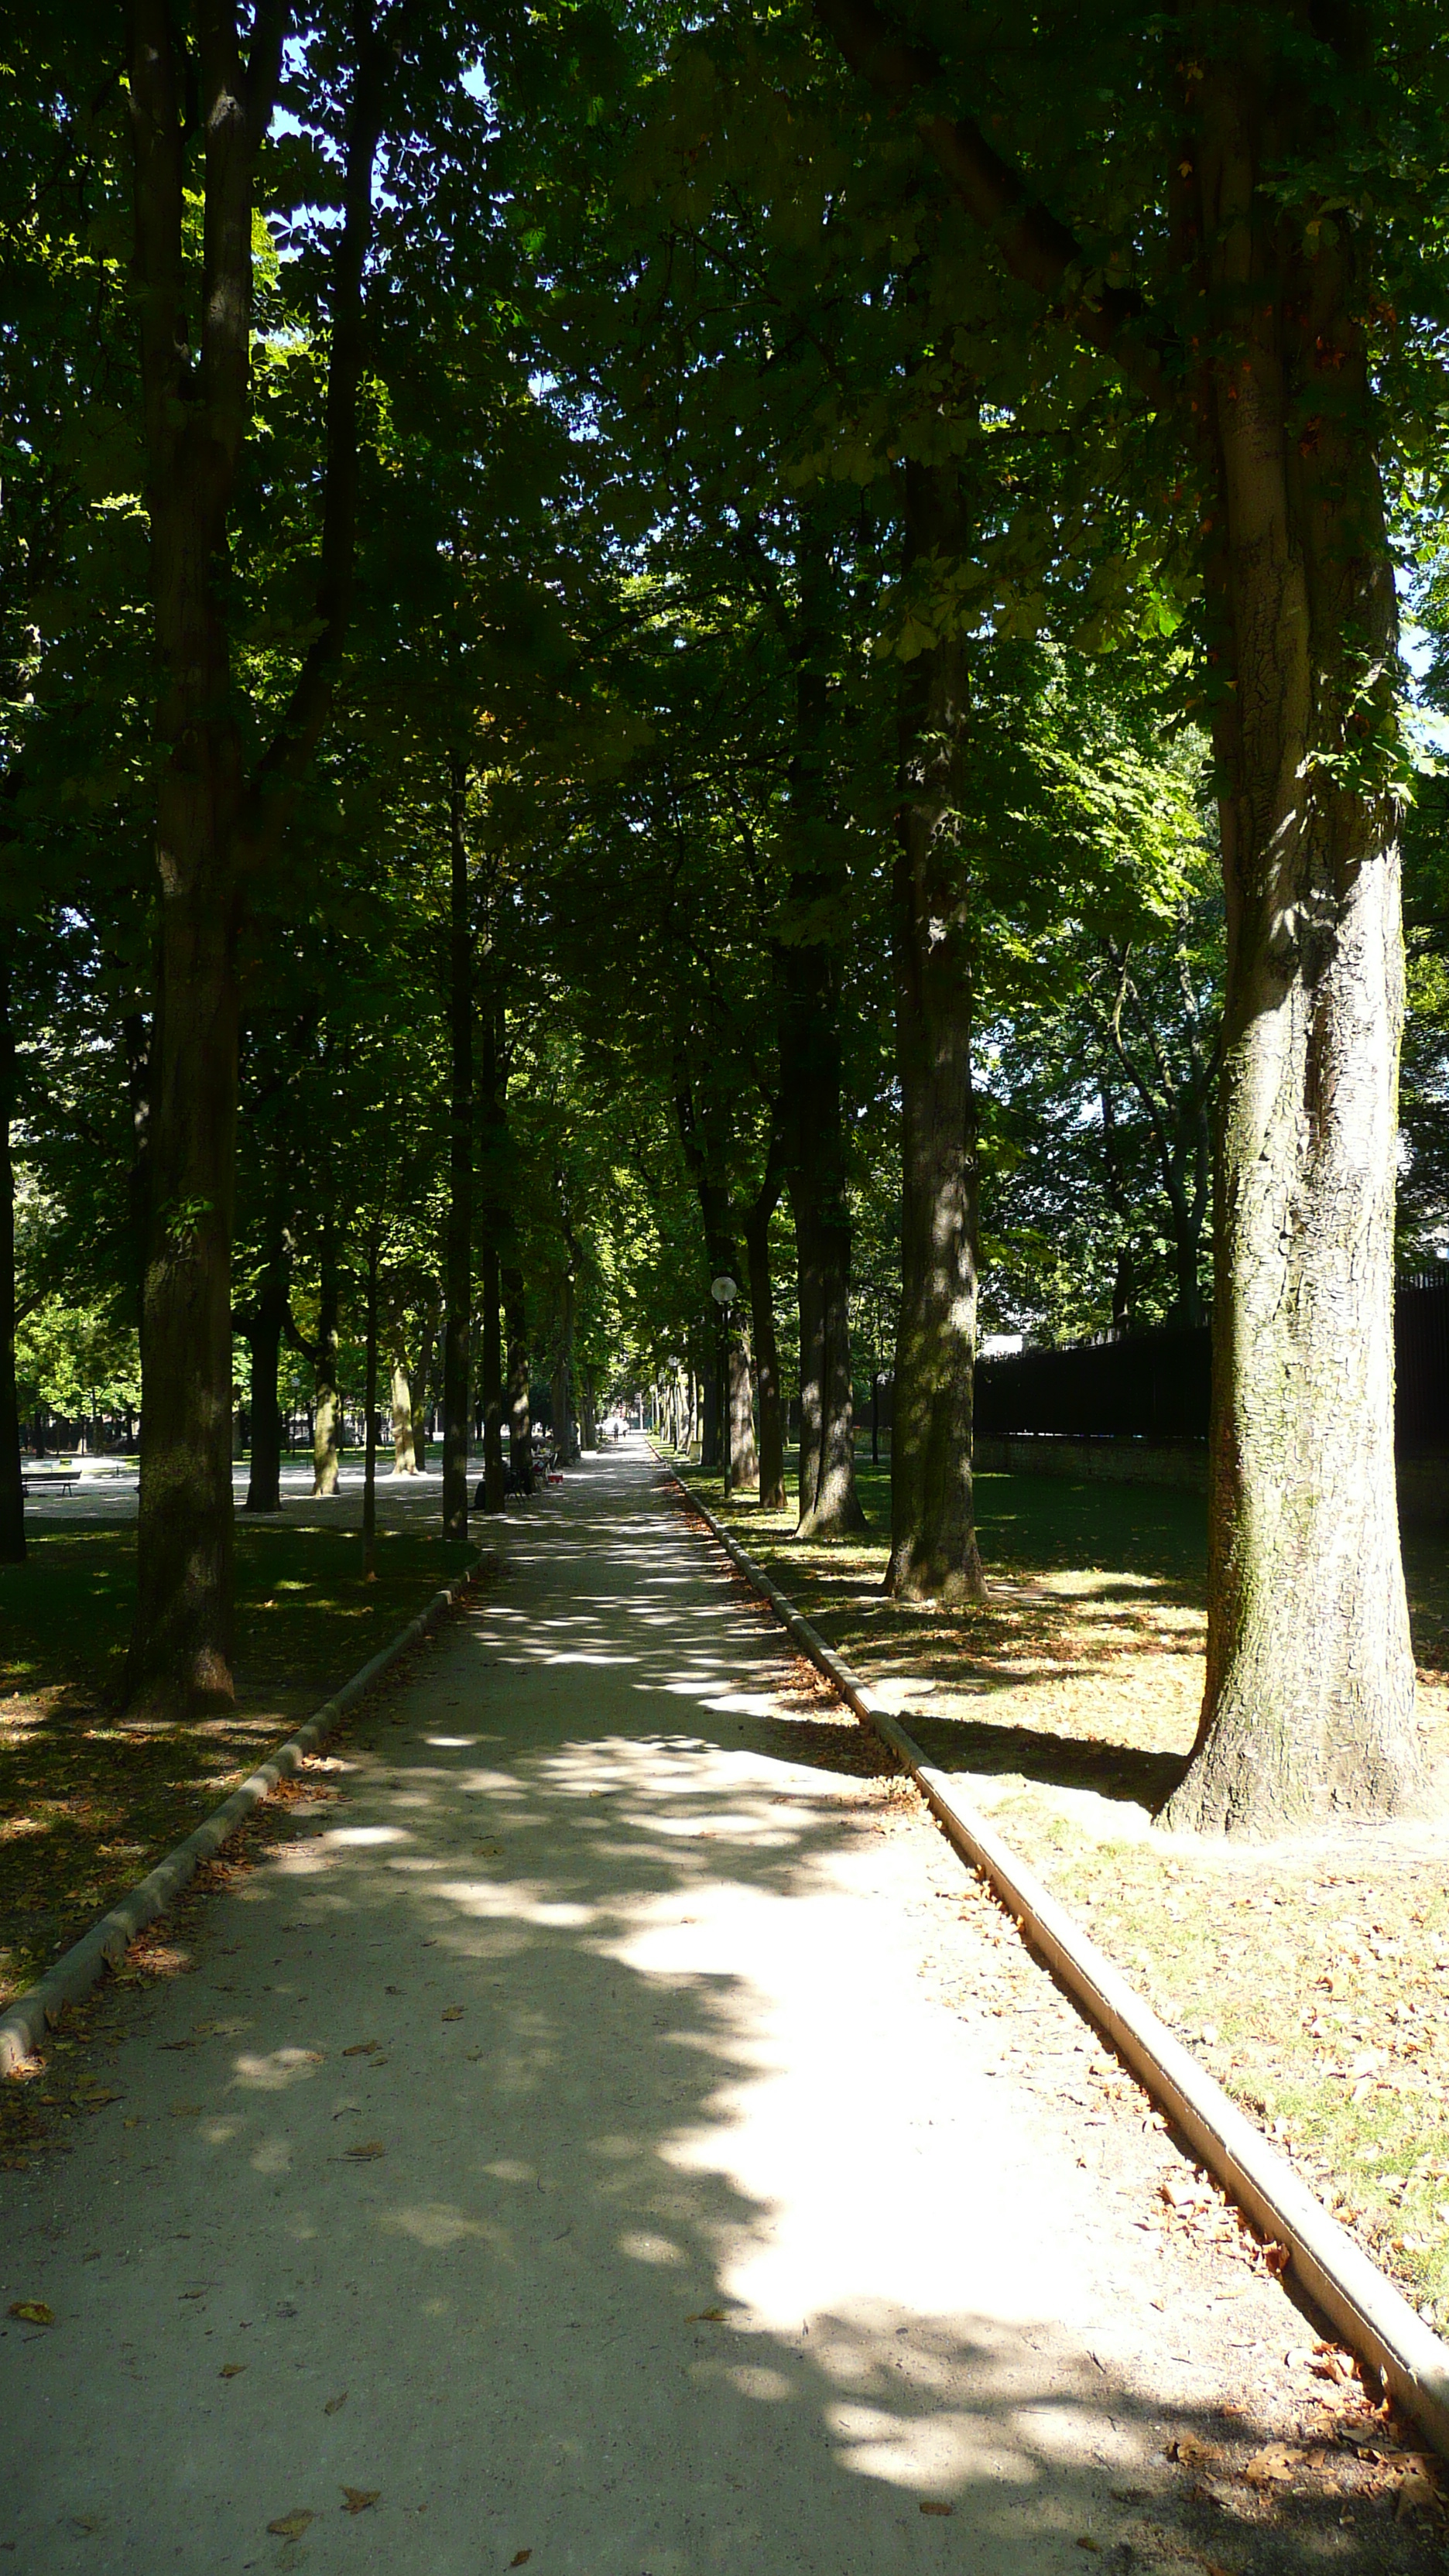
659, 1451, 1449, 2462
0, 1556, 487, 2080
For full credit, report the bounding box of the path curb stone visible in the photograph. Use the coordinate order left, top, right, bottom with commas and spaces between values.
0, 1554, 489, 2080
658, 1449, 1449, 2463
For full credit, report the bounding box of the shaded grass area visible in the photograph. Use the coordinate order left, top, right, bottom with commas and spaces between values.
670, 1444, 1449, 2333
0, 1516, 475, 2010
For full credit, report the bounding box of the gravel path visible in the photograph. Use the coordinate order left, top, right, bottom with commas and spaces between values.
1, 1444, 1437, 2573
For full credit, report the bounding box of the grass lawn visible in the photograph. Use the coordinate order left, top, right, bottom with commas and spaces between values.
666, 1444, 1449, 2335
0, 1510, 476, 2013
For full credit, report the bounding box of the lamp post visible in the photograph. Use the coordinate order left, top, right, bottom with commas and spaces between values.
711, 1273, 738, 1488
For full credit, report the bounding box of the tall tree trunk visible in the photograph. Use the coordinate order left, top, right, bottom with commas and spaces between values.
478, 1242, 506, 1511
672, 1065, 758, 1492
1161, 50, 1420, 1831
0, 938, 24, 1564
743, 1119, 787, 1510
779, 607, 864, 1540
476, 982, 509, 1514
578, 1365, 598, 1451
242, 1227, 287, 1513
310, 1227, 342, 1498
503, 1267, 533, 1493
886, 460, 985, 1605
390, 1353, 416, 1472
123, 3, 385, 1711
442, 753, 472, 1543
814, 0, 1420, 1829
362, 1230, 380, 1581
122, 1009, 152, 1338
701, 1352, 721, 1472
128, 894, 242, 1704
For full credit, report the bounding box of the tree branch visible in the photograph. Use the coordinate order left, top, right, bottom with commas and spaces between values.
811, 0, 1168, 402
242, 0, 411, 859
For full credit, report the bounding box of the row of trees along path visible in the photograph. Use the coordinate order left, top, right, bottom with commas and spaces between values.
5, 4, 1448, 1840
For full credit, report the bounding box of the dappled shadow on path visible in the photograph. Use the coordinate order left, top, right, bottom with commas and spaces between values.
9, 1450, 1437, 2572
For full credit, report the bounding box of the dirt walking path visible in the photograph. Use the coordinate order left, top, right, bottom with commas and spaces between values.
1, 1444, 1436, 2574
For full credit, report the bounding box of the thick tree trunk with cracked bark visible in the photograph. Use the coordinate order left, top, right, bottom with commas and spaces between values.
886, 463, 985, 1605
814, 0, 1420, 1828
123, 0, 387, 1711
1161, 53, 1420, 1831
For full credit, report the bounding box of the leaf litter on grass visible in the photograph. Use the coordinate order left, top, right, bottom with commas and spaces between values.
689, 1456, 1449, 2333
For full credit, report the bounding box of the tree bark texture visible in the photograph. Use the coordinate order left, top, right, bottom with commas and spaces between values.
390, 1355, 416, 1472
1161, 46, 1420, 1831
476, 983, 509, 1512
779, 657, 864, 1540
478, 1241, 506, 1512
673, 1065, 758, 1492
123, 0, 388, 1712
309, 1231, 343, 1497
701, 1355, 720, 1472
362, 1231, 380, 1581
0, 939, 24, 1564
503, 1265, 533, 1493
743, 1120, 788, 1509
886, 462, 985, 1606
816, 0, 1421, 1828
442, 753, 472, 1543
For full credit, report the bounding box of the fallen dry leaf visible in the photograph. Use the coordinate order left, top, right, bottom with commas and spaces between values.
219, 2364, 245, 2379
324, 2392, 348, 2416
344, 2141, 385, 2161
8, 2301, 54, 2327
1243, 2444, 1305, 2485
918, 2501, 953, 2516
1261, 2242, 1291, 2274
266, 2510, 313, 2540
1390, 2456, 1444, 2520
1167, 2435, 1219, 2470
687, 2307, 727, 2323
441, 2007, 464, 2022
510, 2553, 532, 2567
341, 2488, 380, 2515
343, 2041, 381, 2058
1075, 2542, 1101, 2555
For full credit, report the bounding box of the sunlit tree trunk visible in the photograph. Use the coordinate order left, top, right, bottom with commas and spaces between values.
886, 458, 985, 1605
389, 1356, 416, 1473
1161, 46, 1421, 1830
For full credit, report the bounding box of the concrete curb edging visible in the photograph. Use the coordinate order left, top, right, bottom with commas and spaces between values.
656, 1450, 1449, 2462
0, 1555, 488, 2081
